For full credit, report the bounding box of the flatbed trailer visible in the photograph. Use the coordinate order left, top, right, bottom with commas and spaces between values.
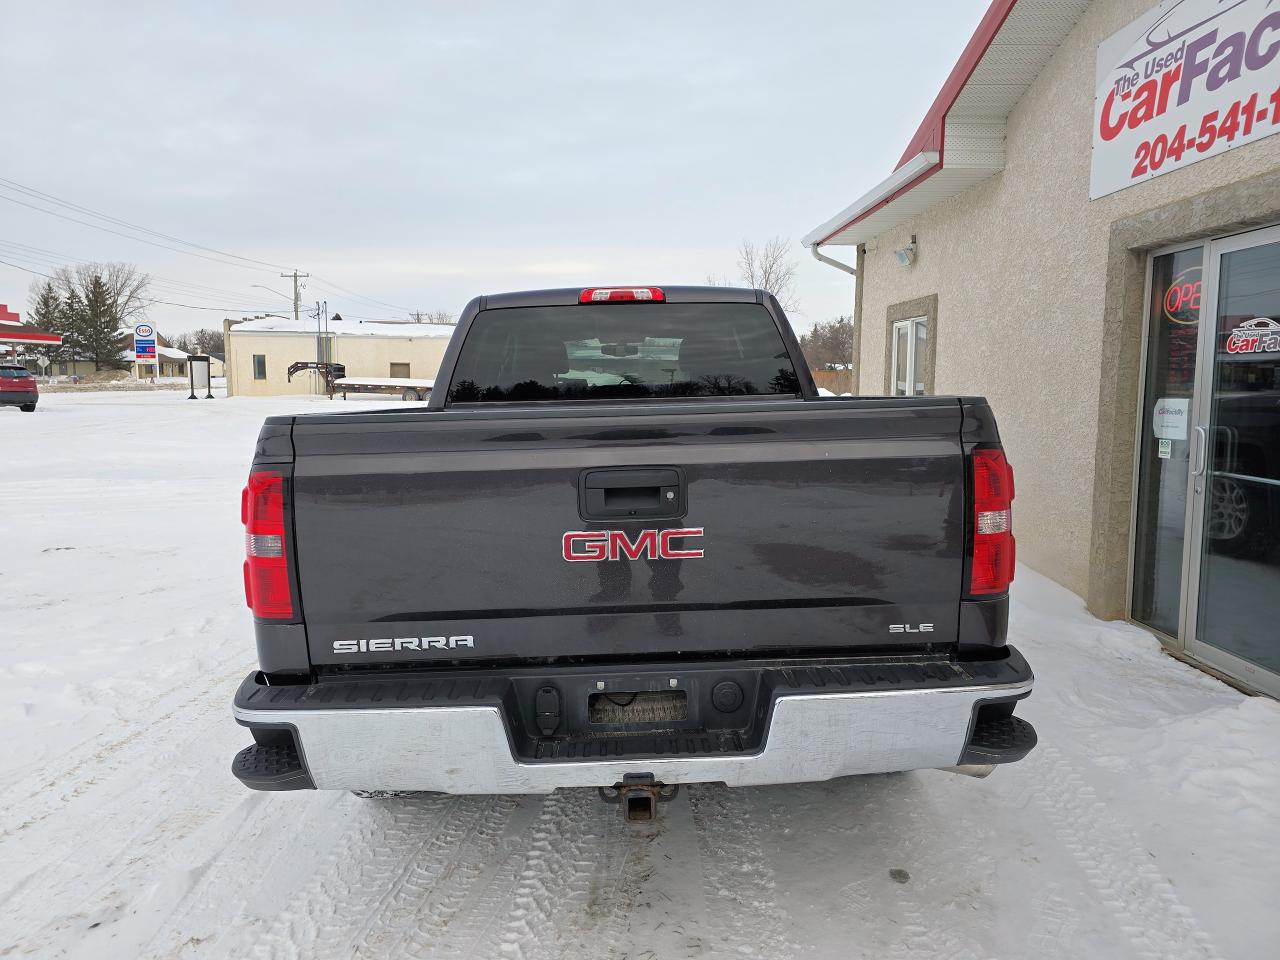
333, 376, 434, 401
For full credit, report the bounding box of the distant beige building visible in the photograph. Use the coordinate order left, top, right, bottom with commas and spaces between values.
223, 316, 455, 397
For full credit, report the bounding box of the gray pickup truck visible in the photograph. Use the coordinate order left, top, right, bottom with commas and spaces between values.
231, 285, 1035, 820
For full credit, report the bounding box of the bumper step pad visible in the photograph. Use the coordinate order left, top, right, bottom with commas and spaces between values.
232, 741, 314, 791
960, 715, 1037, 765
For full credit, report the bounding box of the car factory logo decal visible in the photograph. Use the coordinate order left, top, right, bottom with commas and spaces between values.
1225, 317, 1280, 355
562, 528, 704, 562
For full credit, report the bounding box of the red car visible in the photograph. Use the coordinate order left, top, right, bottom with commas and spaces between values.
0, 365, 38, 412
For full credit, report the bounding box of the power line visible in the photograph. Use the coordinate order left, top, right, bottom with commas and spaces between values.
0, 175, 293, 271
0, 256, 53, 279
0, 256, 288, 314
1, 174, 420, 318
0, 191, 285, 274
310, 276, 412, 314
0, 239, 301, 308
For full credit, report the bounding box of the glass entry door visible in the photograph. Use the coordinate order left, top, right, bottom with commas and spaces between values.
1185, 226, 1280, 694
1132, 247, 1203, 638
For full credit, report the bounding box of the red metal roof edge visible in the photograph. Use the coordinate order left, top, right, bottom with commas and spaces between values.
894, 0, 1020, 169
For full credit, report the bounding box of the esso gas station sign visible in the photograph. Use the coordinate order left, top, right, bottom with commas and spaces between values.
134, 323, 157, 361
1091, 0, 1280, 199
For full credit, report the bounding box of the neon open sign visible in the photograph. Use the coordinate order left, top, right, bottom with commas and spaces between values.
1163, 267, 1202, 325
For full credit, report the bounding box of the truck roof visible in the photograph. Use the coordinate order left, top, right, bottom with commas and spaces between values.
476, 285, 763, 311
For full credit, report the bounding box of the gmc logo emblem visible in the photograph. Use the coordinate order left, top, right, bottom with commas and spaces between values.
563, 528, 704, 562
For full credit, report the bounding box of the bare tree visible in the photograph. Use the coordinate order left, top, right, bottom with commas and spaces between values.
52, 262, 151, 328
166, 327, 225, 355
167, 331, 196, 354
737, 237, 799, 314
707, 237, 800, 314
410, 310, 457, 325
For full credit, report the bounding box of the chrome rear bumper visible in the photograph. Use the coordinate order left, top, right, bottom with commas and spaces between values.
233, 672, 1033, 793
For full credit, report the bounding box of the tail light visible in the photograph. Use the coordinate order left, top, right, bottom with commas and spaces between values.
241, 470, 294, 618
969, 447, 1015, 595
579, 286, 665, 303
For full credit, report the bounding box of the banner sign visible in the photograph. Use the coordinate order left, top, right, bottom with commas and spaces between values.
134, 322, 157, 361
1091, 0, 1280, 199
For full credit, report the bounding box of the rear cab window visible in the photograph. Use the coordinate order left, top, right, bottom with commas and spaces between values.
1, 367, 34, 378
446, 302, 800, 404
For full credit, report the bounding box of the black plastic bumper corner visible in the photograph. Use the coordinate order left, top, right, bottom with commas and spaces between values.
232, 741, 315, 791
959, 714, 1037, 765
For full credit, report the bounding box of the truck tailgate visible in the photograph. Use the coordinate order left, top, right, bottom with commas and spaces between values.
290, 398, 966, 665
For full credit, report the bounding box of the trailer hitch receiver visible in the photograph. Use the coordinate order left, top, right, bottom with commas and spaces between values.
598, 773, 678, 822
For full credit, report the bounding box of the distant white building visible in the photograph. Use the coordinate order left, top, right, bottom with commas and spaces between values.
223, 315, 456, 397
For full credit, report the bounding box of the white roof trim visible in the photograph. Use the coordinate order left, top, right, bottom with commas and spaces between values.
802, 0, 1089, 248
801, 152, 939, 248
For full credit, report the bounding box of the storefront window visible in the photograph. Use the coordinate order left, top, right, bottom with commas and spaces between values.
1131, 247, 1203, 636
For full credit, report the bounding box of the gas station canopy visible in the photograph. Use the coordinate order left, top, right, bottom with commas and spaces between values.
0, 304, 62, 347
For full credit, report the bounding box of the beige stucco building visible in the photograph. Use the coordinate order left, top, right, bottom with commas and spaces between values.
224, 316, 454, 397
805, 0, 1280, 695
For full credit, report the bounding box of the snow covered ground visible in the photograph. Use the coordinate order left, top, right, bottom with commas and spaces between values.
2, 390, 1278, 960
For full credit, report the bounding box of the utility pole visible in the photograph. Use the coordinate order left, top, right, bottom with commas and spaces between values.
281, 270, 311, 390
313, 300, 329, 362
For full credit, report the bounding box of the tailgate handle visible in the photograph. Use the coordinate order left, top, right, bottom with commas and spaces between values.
579, 468, 685, 521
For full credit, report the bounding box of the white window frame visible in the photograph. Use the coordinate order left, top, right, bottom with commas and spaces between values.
890, 316, 928, 396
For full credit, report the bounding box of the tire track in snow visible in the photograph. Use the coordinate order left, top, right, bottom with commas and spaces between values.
242, 795, 487, 959
686, 784, 794, 959
424, 815, 539, 960
0, 658, 248, 840
0, 669, 254, 945
1025, 746, 1222, 960
884, 896, 987, 960
1024, 882, 1083, 960
555, 798, 652, 960
348, 796, 520, 959
471, 789, 623, 960
128, 791, 327, 958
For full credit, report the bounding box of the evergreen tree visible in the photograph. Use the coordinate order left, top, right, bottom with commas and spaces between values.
82, 272, 128, 370
26, 279, 68, 363
56, 290, 89, 363
28, 280, 60, 329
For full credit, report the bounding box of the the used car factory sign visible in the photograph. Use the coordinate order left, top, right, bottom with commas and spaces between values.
1091, 0, 1280, 199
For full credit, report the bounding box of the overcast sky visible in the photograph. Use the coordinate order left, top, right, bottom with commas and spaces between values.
3, 1, 988, 334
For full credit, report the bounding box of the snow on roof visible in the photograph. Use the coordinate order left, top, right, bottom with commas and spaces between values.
231, 316, 456, 339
